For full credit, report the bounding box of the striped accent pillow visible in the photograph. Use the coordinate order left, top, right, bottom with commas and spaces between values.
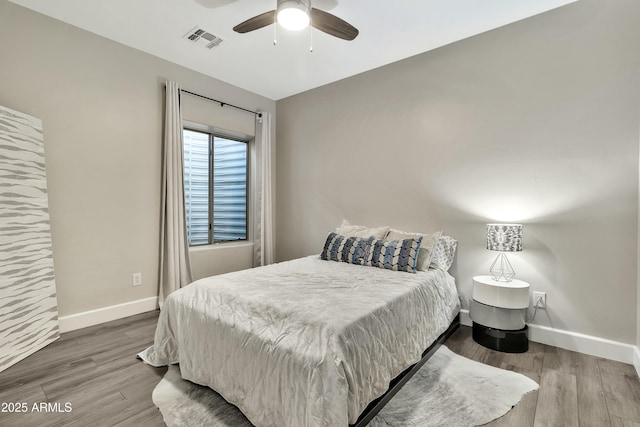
321, 232, 372, 265
364, 236, 423, 273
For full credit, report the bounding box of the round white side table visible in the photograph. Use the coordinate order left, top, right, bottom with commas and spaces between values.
470, 275, 530, 353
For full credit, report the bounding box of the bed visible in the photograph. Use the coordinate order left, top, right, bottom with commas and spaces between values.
139, 254, 460, 427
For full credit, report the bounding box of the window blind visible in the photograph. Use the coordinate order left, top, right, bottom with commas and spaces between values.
213, 137, 247, 242
183, 130, 248, 246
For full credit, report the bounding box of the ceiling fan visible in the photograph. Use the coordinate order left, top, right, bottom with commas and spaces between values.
233, 0, 359, 41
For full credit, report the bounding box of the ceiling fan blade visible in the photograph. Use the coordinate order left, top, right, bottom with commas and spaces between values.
310, 8, 358, 41
233, 10, 276, 33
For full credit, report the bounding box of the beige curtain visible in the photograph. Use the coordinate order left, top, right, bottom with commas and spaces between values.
159, 81, 193, 304
254, 112, 275, 266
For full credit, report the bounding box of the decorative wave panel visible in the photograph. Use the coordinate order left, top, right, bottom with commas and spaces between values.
0, 105, 59, 373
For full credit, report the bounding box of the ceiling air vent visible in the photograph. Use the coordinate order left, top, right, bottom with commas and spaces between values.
184, 26, 223, 49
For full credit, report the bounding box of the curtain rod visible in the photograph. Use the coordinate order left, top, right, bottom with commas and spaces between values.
179, 89, 261, 117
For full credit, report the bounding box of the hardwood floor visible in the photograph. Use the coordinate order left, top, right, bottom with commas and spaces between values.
446, 327, 640, 427
0, 311, 166, 427
1, 311, 639, 426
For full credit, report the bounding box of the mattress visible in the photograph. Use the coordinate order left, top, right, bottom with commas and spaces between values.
139, 255, 460, 427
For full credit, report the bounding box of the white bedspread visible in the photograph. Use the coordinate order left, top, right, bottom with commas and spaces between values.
139, 256, 460, 427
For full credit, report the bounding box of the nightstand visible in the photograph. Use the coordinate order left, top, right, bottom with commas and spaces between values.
470, 275, 530, 353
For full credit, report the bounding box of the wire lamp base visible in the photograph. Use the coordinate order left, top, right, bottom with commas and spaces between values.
490, 252, 515, 282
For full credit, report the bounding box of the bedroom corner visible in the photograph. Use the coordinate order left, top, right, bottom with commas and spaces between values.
0, 0, 276, 330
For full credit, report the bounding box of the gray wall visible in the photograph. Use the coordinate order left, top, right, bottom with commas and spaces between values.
0, 1, 275, 317
276, 0, 640, 344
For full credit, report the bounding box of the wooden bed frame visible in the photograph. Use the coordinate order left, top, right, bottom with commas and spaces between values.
351, 314, 461, 427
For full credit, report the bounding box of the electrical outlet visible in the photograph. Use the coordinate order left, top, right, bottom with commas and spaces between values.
132, 273, 142, 287
533, 291, 546, 309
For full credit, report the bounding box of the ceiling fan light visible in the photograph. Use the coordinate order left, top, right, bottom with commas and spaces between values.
277, 0, 310, 31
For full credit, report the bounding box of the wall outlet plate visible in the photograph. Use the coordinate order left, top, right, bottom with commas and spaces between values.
533, 291, 546, 309
132, 273, 142, 287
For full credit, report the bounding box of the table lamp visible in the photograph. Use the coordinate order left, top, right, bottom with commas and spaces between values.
486, 223, 523, 282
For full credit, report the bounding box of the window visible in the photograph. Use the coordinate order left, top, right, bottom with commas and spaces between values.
183, 128, 248, 246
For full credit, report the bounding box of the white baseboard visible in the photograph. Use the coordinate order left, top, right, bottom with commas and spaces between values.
58, 296, 159, 333
459, 308, 634, 364
528, 324, 634, 364
460, 308, 472, 327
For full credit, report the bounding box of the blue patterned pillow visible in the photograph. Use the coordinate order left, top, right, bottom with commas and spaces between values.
364, 236, 423, 273
321, 232, 372, 265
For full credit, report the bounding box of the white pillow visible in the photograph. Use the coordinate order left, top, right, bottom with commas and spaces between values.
385, 229, 442, 271
429, 235, 458, 271
335, 219, 390, 239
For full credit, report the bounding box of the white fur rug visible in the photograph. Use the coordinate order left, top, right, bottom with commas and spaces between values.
152, 346, 538, 427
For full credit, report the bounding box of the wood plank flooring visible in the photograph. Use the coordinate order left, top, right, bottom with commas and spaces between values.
446, 327, 640, 427
1, 311, 639, 426
0, 311, 166, 427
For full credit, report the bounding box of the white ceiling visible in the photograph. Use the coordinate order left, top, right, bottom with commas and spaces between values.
9, 0, 577, 100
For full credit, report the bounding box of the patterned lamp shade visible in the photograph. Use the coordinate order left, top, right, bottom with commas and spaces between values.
486, 224, 523, 282
486, 224, 523, 252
